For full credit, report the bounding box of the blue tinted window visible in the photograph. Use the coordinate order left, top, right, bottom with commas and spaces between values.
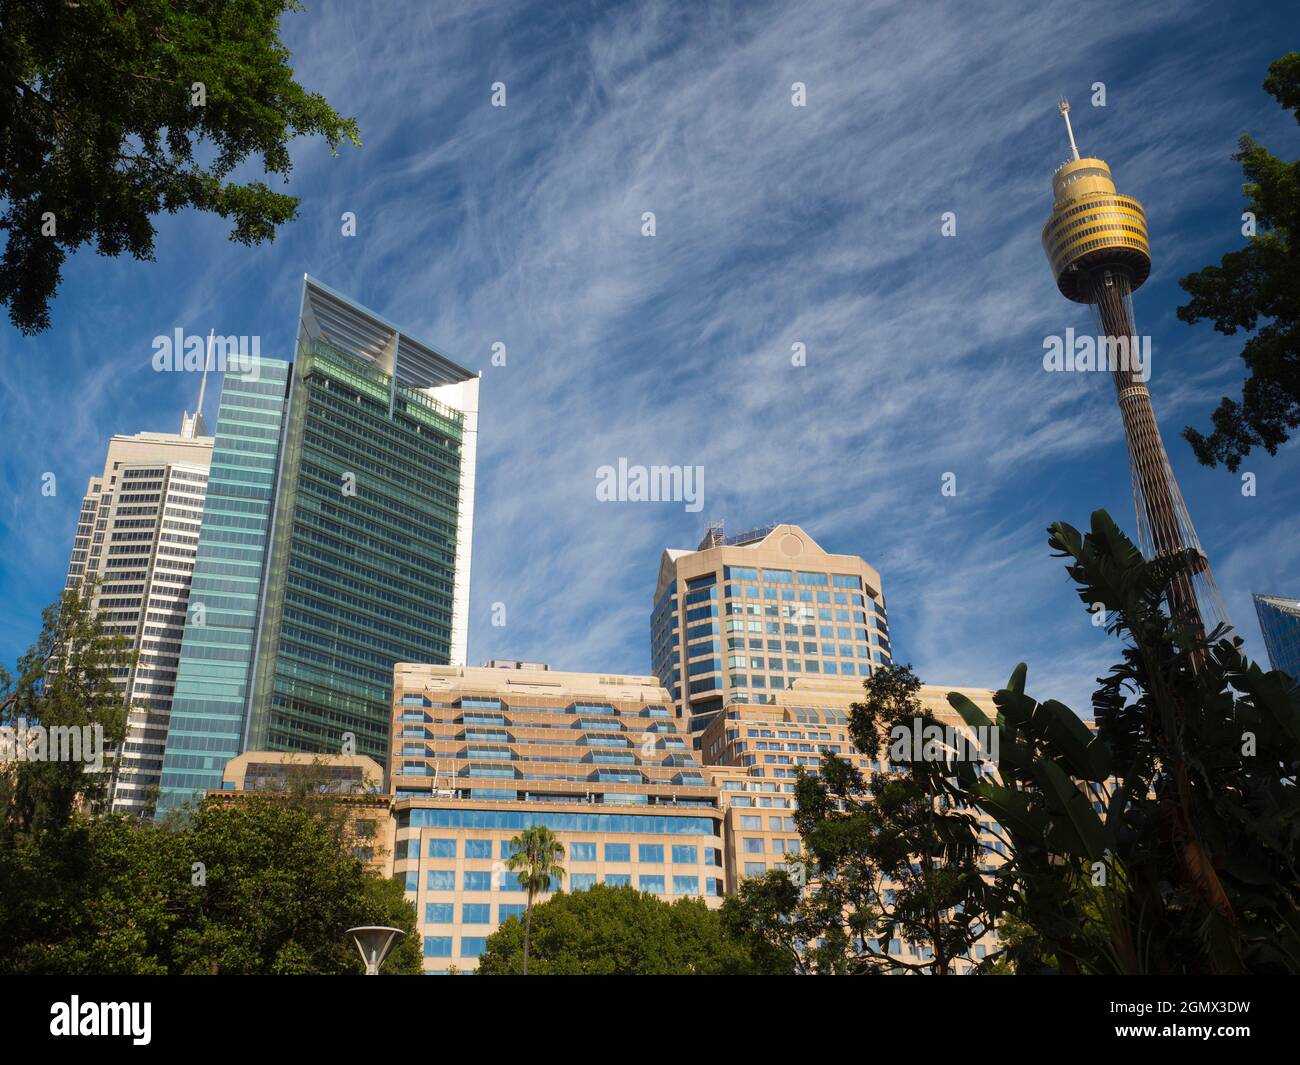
672, 844, 698, 864
605, 843, 631, 862
426, 870, 454, 891
464, 839, 492, 859
639, 875, 666, 894
638, 844, 664, 863
463, 871, 492, 891
498, 903, 526, 922
462, 903, 491, 924
425, 903, 453, 923
427, 838, 456, 858
605, 873, 631, 887
403, 808, 718, 837
570, 842, 597, 861
423, 936, 452, 958
571, 873, 597, 891
673, 875, 699, 895
460, 936, 488, 958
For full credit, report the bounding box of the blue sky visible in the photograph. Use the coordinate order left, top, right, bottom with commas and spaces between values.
2, 0, 1297, 716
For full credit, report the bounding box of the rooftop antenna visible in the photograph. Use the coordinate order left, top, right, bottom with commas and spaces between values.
196, 327, 215, 418
1058, 98, 1081, 161
180, 328, 216, 439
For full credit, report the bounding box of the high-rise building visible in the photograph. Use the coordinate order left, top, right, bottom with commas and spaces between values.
1042, 101, 1226, 642
157, 277, 479, 812
389, 662, 726, 973
156, 359, 291, 814
63, 402, 213, 815
1252, 594, 1300, 686
651, 522, 891, 742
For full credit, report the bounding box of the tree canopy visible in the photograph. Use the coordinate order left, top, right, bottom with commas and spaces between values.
1179, 51, 1300, 471
0, 586, 131, 841
721, 663, 1001, 975
0, 795, 419, 975
477, 883, 790, 975
0, 0, 360, 334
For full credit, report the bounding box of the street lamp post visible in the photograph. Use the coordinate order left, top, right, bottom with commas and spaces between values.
347, 926, 406, 975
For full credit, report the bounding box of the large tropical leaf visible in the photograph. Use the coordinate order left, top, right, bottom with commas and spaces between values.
1029, 699, 1114, 781
1038, 760, 1112, 863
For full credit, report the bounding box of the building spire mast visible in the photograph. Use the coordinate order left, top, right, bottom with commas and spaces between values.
196, 327, 214, 418
180, 328, 215, 439
1058, 99, 1081, 161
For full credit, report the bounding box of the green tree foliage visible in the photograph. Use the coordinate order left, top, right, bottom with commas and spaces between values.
505, 823, 565, 975
0, 586, 132, 840
0, 796, 418, 974
947, 510, 1300, 974
721, 664, 1002, 974
1179, 52, 1300, 470
478, 883, 788, 975
0, 814, 193, 973
174, 795, 418, 974
0, 0, 361, 334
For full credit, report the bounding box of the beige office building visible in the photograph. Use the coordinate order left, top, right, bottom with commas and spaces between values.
63, 405, 213, 815
652, 523, 892, 744
214, 751, 392, 872
389, 663, 727, 973
383, 662, 1003, 974
699, 675, 1004, 973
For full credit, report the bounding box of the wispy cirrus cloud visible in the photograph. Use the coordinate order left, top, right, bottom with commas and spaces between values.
1, 0, 1295, 714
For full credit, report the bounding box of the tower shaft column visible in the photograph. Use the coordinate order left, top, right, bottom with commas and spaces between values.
1090, 270, 1209, 643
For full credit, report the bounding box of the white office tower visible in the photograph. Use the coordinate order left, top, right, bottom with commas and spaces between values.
63, 388, 214, 816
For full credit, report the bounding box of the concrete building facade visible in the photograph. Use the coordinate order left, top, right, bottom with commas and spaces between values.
63, 411, 214, 815
214, 751, 391, 872
388, 663, 726, 973
699, 675, 1005, 973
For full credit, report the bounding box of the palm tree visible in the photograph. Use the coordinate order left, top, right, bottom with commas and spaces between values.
505, 824, 565, 974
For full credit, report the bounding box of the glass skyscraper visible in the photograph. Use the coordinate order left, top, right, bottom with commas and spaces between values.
158, 277, 479, 812
157, 360, 292, 811
1253, 593, 1300, 689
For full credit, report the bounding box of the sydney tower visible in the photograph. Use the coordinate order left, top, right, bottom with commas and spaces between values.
1042, 101, 1226, 643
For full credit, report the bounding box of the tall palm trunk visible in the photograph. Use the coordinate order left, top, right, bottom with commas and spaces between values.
523, 887, 534, 975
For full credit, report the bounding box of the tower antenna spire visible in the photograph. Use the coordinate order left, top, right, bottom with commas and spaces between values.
1058, 98, 1081, 161
180, 328, 215, 439
196, 327, 215, 418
